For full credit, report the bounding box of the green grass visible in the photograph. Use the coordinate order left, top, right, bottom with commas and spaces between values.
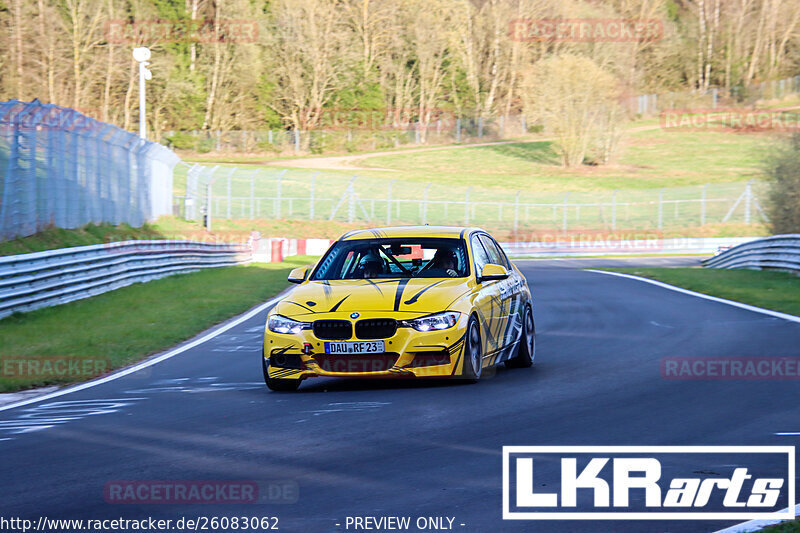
0, 223, 164, 256
605, 267, 800, 317
179, 135, 534, 164
175, 125, 774, 197
0, 256, 316, 393
356, 129, 771, 191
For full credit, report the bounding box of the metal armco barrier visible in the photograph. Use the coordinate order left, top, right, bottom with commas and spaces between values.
503, 236, 759, 257
0, 240, 253, 319
702, 234, 800, 273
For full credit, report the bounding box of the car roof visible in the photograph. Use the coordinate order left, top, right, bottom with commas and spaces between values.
339, 226, 485, 241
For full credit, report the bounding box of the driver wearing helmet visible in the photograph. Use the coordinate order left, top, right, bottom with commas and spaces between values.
428, 248, 459, 277
359, 250, 385, 279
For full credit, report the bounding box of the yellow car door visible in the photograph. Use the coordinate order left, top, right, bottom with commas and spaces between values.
478, 234, 519, 356
469, 233, 505, 361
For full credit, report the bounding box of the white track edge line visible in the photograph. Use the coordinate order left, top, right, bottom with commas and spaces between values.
711, 504, 799, 533
0, 295, 282, 413
585, 269, 800, 324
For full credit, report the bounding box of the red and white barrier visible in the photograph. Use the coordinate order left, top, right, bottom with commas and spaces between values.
253, 238, 334, 263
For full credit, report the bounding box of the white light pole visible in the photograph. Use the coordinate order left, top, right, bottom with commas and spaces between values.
132, 47, 152, 139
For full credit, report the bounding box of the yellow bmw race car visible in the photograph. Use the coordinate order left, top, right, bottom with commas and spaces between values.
262, 226, 535, 391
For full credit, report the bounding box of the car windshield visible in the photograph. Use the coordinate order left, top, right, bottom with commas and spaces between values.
311, 238, 469, 280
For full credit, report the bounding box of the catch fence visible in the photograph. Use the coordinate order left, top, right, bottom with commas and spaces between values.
0, 99, 180, 240
176, 165, 768, 232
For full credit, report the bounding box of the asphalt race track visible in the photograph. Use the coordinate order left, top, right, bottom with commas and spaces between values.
2, 257, 798, 533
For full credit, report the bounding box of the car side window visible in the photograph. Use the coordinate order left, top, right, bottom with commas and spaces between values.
478, 235, 507, 268
471, 235, 491, 274
497, 244, 512, 270
488, 235, 512, 269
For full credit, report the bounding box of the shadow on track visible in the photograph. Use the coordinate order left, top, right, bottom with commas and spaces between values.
268, 363, 540, 393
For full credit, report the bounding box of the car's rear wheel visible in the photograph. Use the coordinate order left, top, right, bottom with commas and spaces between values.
262, 352, 301, 392
461, 317, 482, 382
506, 303, 535, 368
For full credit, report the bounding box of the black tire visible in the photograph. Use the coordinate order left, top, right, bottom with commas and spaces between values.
263, 353, 301, 392
506, 303, 535, 369
461, 317, 483, 382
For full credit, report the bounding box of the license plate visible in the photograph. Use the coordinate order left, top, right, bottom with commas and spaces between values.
324, 341, 385, 354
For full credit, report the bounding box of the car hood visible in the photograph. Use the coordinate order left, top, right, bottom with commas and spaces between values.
275, 278, 471, 316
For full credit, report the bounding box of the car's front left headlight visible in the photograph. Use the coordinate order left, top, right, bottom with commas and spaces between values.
402, 311, 460, 332
268, 314, 311, 335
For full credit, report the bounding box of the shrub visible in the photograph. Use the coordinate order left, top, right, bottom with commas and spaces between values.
164, 132, 199, 150
764, 133, 800, 234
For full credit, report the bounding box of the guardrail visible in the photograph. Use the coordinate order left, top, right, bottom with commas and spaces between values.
503, 236, 759, 258
702, 234, 800, 273
0, 240, 253, 319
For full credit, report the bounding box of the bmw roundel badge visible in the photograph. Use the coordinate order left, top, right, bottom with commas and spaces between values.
350, 312, 360, 319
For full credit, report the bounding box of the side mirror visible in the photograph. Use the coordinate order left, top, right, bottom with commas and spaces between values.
288, 267, 308, 284
478, 263, 509, 283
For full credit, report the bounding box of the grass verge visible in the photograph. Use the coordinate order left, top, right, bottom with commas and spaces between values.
350, 129, 771, 191
0, 256, 316, 393
605, 267, 800, 317
0, 223, 164, 256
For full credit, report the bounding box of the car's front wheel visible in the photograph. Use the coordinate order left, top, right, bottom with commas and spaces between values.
262, 352, 301, 392
506, 303, 535, 368
461, 316, 483, 382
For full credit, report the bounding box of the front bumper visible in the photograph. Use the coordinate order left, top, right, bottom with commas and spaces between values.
263, 312, 469, 380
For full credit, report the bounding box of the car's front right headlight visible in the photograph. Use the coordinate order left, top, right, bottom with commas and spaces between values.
402, 311, 460, 332
267, 314, 311, 335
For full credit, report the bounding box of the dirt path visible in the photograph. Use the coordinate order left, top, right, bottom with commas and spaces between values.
264, 138, 533, 171
265, 124, 664, 171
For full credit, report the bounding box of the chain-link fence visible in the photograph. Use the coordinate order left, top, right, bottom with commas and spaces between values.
625, 75, 800, 116
175, 165, 768, 232
0, 99, 180, 240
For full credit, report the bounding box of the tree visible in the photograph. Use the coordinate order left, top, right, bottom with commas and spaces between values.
0, 0, 797, 145
375, 2, 417, 128
198, 0, 261, 131
523, 55, 625, 167
411, 0, 455, 143
62, 0, 105, 109
264, 0, 354, 132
